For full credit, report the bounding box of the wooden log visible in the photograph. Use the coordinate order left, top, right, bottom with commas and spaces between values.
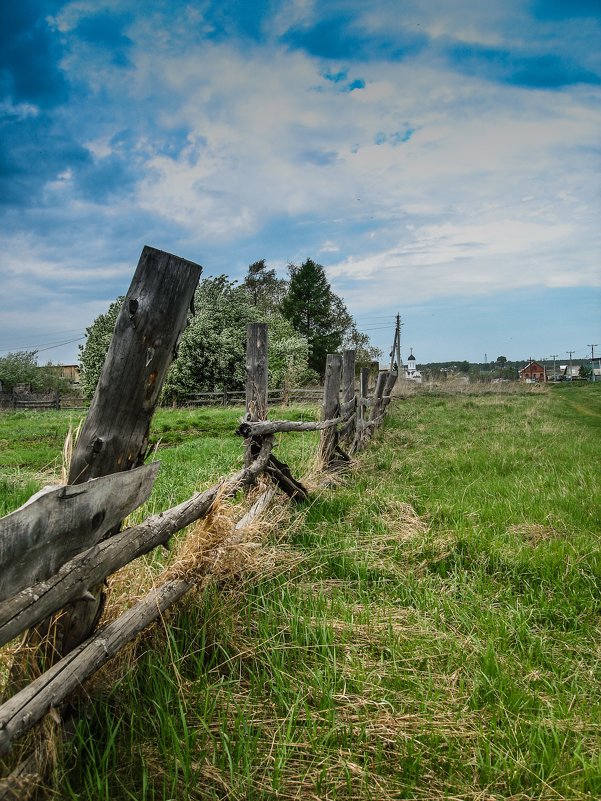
339, 350, 356, 448
46, 246, 201, 657
318, 354, 344, 470
381, 370, 398, 414
244, 323, 268, 469
0, 463, 280, 758
236, 416, 344, 438
0, 438, 273, 648
245, 323, 268, 421
69, 247, 202, 485
369, 370, 389, 424
0, 464, 159, 603
352, 367, 370, 453
0, 579, 192, 757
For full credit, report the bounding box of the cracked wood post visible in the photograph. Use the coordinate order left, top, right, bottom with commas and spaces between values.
29, 246, 202, 662
318, 353, 342, 469
244, 323, 268, 468
339, 349, 356, 448
354, 367, 370, 452
369, 370, 389, 425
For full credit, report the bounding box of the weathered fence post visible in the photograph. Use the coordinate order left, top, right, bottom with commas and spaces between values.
369, 370, 389, 426
381, 369, 398, 418
243, 323, 308, 499
244, 323, 268, 468
29, 246, 202, 660
339, 350, 356, 448
318, 353, 343, 469
353, 367, 370, 452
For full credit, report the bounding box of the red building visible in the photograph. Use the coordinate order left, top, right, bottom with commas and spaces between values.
519, 361, 546, 382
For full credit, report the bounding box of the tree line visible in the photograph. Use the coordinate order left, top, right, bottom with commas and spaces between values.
79, 259, 381, 402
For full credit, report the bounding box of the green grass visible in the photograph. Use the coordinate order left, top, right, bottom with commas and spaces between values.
1, 384, 600, 799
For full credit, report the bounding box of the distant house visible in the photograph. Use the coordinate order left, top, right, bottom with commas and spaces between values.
559, 364, 581, 379
519, 361, 546, 382
39, 364, 81, 384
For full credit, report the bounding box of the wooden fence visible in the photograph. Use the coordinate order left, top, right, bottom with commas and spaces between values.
0, 246, 398, 795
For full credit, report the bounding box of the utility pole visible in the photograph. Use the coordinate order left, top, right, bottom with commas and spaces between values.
587, 344, 599, 382
549, 354, 558, 382
567, 350, 575, 381
389, 313, 402, 375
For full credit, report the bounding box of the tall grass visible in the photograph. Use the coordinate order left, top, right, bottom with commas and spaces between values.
1, 385, 600, 799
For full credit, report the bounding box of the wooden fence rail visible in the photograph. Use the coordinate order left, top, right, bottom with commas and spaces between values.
0, 247, 399, 791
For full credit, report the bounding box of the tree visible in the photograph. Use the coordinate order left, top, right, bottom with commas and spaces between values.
262, 311, 319, 388
0, 351, 41, 391
0, 351, 71, 394
79, 297, 124, 399
281, 259, 353, 375
579, 363, 593, 380
342, 324, 382, 369
243, 260, 287, 312
496, 356, 507, 366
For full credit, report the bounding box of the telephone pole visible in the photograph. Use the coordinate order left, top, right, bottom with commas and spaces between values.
587, 344, 599, 382
566, 350, 575, 380
549, 354, 558, 382
389, 314, 402, 375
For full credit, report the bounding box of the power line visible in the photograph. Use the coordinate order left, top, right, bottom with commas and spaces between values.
0, 336, 86, 356
0, 328, 85, 350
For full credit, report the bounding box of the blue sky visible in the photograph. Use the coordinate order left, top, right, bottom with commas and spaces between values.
1, 0, 600, 367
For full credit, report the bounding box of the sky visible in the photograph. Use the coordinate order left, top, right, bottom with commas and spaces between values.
1, 0, 600, 368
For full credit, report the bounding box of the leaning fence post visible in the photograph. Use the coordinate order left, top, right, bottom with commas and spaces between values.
369, 370, 388, 426
244, 322, 268, 467
318, 353, 342, 469
339, 350, 356, 448
26, 246, 202, 662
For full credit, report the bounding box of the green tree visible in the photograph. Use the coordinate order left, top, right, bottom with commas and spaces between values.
243, 260, 287, 312
343, 324, 382, 370
579, 363, 593, 380
0, 351, 41, 391
160, 277, 255, 403
262, 312, 318, 389
281, 259, 353, 375
78, 297, 124, 399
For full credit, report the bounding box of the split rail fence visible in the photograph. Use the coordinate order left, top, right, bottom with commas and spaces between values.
0, 246, 398, 792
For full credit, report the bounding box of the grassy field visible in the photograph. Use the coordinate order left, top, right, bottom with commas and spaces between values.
1, 383, 600, 800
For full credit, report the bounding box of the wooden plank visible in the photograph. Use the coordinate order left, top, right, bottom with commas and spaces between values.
0, 468, 280, 758
0, 439, 274, 648
318, 354, 342, 469
49, 246, 201, 655
0, 464, 159, 604
339, 350, 356, 447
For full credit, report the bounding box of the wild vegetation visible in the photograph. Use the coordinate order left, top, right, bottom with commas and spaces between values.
78, 259, 381, 401
1, 382, 600, 799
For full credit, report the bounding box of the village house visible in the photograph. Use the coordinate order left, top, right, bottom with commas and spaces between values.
519, 361, 546, 382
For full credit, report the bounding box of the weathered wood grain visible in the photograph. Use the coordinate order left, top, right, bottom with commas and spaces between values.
318, 354, 343, 469
0, 454, 279, 758
0, 464, 159, 604
339, 350, 356, 447
52, 246, 202, 655
0, 438, 274, 648
236, 416, 344, 438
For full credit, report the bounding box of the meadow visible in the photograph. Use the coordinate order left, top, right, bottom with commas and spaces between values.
1, 383, 600, 800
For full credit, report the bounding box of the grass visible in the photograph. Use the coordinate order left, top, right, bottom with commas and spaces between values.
1, 383, 600, 799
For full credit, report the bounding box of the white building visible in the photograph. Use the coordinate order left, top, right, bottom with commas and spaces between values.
404, 349, 422, 383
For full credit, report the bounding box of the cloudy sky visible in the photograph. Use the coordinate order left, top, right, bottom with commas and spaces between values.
1, 0, 600, 367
